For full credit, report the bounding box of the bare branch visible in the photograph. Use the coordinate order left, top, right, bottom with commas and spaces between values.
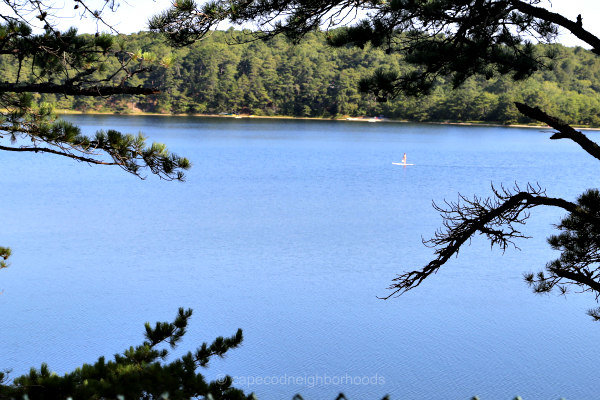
381, 184, 578, 299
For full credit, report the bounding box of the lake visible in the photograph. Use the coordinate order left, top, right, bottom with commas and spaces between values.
1, 115, 599, 400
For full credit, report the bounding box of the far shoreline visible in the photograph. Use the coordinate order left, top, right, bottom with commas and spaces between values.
56, 109, 600, 131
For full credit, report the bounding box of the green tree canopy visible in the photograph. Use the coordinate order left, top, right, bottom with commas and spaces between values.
26, 30, 600, 126
150, 0, 596, 95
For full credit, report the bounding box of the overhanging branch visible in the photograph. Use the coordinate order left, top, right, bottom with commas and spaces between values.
0, 83, 160, 96
382, 185, 578, 299
0, 144, 117, 165
511, 0, 600, 54
552, 268, 600, 295
515, 102, 600, 162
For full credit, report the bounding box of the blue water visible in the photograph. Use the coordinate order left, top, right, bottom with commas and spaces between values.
1, 115, 599, 400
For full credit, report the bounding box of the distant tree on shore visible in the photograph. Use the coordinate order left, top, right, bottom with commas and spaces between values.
153, 0, 600, 318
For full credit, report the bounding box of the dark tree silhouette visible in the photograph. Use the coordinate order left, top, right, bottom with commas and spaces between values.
153, 0, 600, 318
0, 1, 190, 182
0, 308, 251, 400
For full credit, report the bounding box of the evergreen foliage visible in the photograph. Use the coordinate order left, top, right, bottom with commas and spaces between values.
0, 2, 190, 182
0, 1, 192, 270
0, 308, 249, 400
525, 189, 600, 307
17, 30, 600, 126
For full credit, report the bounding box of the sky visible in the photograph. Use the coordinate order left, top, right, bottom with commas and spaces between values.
7, 0, 600, 47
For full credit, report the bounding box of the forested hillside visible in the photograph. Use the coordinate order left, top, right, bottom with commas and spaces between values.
7, 29, 600, 126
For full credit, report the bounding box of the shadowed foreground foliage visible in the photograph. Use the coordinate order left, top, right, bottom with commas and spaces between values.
0, 309, 248, 400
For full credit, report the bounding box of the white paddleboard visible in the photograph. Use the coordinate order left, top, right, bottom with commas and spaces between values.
392, 162, 414, 166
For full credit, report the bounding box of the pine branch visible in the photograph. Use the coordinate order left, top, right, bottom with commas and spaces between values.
381, 185, 578, 299
4, 308, 248, 399
0, 82, 159, 96
552, 268, 600, 294
515, 102, 600, 162
0, 119, 191, 181
0, 144, 117, 165
510, 0, 600, 54
524, 189, 600, 305
0, 246, 11, 269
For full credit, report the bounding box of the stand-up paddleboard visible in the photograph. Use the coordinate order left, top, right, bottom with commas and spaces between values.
393, 153, 414, 166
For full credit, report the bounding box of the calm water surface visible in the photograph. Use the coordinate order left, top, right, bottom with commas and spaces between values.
1, 115, 599, 400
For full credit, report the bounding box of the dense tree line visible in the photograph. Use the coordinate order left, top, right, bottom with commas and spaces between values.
4, 29, 597, 126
